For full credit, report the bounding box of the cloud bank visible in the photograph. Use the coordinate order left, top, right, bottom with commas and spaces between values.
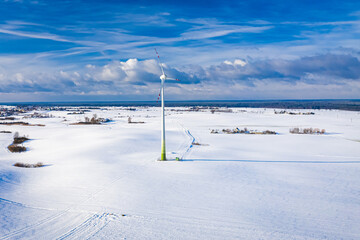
0, 54, 359, 101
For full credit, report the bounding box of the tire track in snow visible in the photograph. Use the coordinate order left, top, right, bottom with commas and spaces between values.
177, 123, 196, 160
0, 207, 76, 240
0, 197, 58, 212
0, 163, 142, 239
56, 213, 117, 240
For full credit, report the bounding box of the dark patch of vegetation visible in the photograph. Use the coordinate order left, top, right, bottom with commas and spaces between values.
211, 127, 277, 135
210, 108, 233, 114
7, 132, 30, 152
192, 142, 209, 146
14, 162, 44, 168
262, 130, 277, 135
274, 110, 315, 115
0, 117, 16, 120
169, 106, 232, 113
8, 144, 27, 153
67, 111, 85, 115
0, 130, 11, 133
13, 137, 30, 144
289, 128, 325, 134
79, 107, 101, 110
23, 112, 53, 119
12, 132, 30, 144
128, 117, 145, 124
0, 106, 28, 117
71, 114, 111, 125
0, 121, 45, 126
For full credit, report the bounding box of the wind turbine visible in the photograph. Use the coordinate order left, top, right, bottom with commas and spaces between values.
155, 49, 179, 161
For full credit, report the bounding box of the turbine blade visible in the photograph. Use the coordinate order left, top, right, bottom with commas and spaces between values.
156, 88, 161, 103
166, 77, 180, 81
154, 48, 165, 76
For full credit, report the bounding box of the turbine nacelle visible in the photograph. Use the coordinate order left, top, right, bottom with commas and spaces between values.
160, 74, 166, 81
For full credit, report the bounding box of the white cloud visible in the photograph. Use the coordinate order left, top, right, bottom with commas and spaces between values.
181, 26, 273, 40
234, 59, 247, 66
0, 28, 71, 42
86, 64, 95, 69
14, 73, 24, 82
224, 59, 247, 67
99, 66, 120, 81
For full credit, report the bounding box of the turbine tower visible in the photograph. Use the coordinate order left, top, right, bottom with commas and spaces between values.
155, 49, 179, 161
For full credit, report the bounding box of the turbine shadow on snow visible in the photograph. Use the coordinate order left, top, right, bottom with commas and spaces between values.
182, 159, 360, 164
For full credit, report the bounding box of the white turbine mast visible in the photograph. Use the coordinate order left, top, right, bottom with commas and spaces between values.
155, 48, 179, 161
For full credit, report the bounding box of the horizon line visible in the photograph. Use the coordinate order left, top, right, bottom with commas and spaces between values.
1, 99, 360, 104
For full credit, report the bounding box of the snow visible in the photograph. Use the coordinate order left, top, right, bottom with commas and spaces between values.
1, 107, 360, 239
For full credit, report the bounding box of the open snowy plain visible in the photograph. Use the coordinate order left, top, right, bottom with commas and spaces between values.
0, 106, 360, 239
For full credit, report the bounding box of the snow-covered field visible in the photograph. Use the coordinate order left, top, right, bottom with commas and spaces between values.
1, 107, 360, 239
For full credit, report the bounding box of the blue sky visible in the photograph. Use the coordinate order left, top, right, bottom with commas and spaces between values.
0, 0, 360, 101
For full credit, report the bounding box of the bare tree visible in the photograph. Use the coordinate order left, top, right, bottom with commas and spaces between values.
90, 114, 99, 124
13, 132, 19, 138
